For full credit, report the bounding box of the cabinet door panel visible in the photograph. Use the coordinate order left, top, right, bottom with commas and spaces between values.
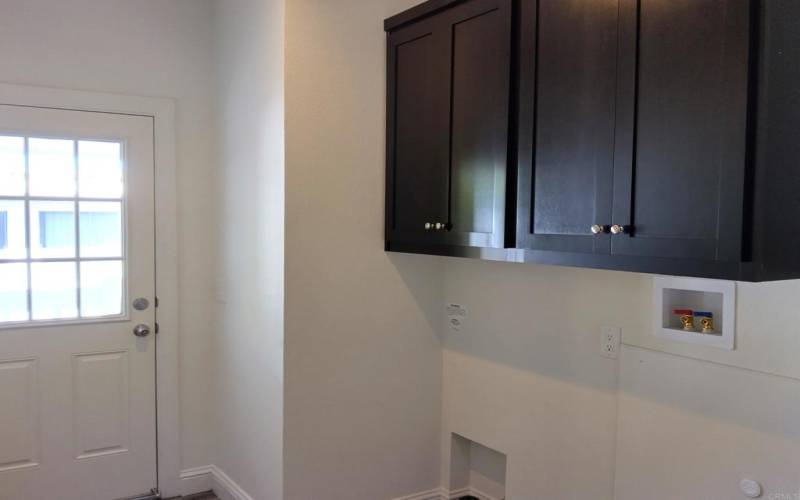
387, 20, 450, 243
517, 0, 619, 253
443, 0, 512, 248
611, 0, 750, 260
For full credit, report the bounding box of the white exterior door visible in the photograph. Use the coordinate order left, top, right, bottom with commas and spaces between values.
0, 105, 157, 500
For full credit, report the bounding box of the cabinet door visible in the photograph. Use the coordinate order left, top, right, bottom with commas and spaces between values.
440, 0, 513, 249
386, 17, 450, 244
516, 0, 620, 253
611, 0, 750, 260
386, 0, 512, 250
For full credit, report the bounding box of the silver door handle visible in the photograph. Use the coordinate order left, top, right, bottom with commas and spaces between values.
133, 324, 151, 338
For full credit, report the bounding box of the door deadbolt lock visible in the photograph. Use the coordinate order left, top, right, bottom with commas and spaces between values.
133, 297, 150, 311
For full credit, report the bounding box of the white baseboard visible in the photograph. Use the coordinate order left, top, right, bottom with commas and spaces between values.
211, 465, 255, 500
179, 465, 214, 496
392, 486, 500, 500
392, 487, 448, 500
182, 471, 500, 500
448, 486, 500, 500
179, 465, 254, 500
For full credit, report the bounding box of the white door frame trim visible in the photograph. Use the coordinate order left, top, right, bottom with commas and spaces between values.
0, 82, 182, 497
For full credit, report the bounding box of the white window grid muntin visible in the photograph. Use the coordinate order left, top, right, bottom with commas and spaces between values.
0, 132, 129, 328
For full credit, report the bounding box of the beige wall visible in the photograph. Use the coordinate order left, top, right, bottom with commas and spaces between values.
213, 0, 285, 498
284, 0, 445, 498
442, 258, 800, 499
0, 0, 217, 474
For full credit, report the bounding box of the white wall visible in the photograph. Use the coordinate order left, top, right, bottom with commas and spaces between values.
625, 279, 800, 380
442, 258, 800, 499
0, 0, 217, 474
284, 1, 444, 498
442, 261, 639, 500
616, 345, 800, 500
212, 0, 285, 498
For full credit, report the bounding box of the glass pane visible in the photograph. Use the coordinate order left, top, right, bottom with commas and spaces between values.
0, 136, 26, 196
0, 200, 27, 260
80, 261, 123, 318
79, 201, 122, 258
78, 141, 123, 198
29, 138, 75, 197
30, 201, 76, 258
0, 263, 29, 323
31, 262, 77, 320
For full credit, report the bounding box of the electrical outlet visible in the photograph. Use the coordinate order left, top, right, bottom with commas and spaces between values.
446, 303, 467, 332
600, 326, 621, 359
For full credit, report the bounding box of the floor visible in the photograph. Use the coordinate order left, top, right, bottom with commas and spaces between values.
174, 492, 479, 499
174, 493, 480, 500
174, 492, 476, 499
174, 492, 218, 500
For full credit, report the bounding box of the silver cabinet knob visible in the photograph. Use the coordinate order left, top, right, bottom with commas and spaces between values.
435, 222, 444, 230
610, 224, 629, 235
591, 224, 608, 235
424, 222, 432, 230
133, 324, 151, 338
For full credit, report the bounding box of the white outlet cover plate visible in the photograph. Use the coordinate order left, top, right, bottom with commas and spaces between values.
446, 303, 467, 332
601, 326, 621, 359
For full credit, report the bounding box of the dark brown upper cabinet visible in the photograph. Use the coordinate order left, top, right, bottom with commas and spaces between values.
385, 0, 513, 255
386, 0, 800, 281
517, 0, 751, 276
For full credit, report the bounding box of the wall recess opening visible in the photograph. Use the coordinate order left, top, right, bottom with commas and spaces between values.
450, 433, 506, 500
653, 276, 736, 350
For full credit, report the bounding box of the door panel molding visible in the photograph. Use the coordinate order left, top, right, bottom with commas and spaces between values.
72, 350, 130, 460
0, 357, 39, 472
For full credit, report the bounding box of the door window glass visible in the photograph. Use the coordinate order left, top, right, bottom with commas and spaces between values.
0, 136, 126, 325
0, 136, 25, 195
0, 211, 7, 249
